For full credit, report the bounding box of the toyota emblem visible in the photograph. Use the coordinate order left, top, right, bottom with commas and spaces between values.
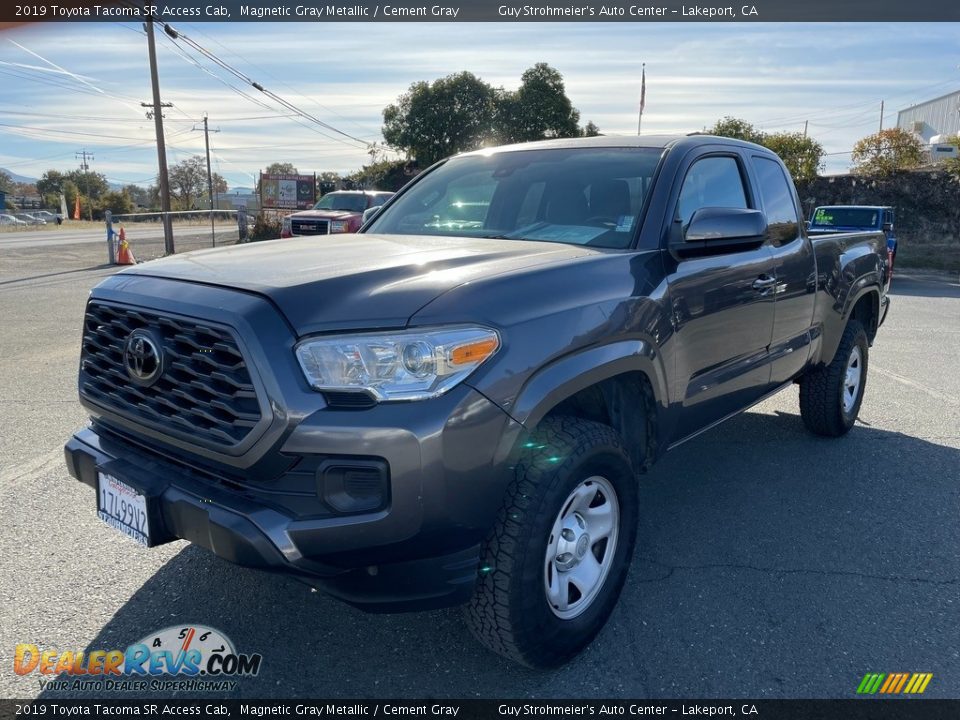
123, 330, 163, 386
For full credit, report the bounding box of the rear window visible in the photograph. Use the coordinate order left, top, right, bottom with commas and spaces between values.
365, 147, 664, 249
811, 207, 881, 228
314, 193, 368, 212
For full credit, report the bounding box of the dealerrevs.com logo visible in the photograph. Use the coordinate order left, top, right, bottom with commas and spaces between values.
14, 625, 262, 693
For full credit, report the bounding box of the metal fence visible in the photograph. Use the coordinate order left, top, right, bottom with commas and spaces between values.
105, 209, 250, 263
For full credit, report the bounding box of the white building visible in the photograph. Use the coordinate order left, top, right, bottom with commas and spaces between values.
897, 89, 960, 143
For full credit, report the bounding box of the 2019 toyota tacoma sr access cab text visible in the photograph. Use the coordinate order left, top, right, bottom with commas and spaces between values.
280, 189, 394, 238
65, 135, 890, 668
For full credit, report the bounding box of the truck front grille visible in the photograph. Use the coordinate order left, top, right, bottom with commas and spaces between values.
80, 302, 263, 449
291, 219, 330, 236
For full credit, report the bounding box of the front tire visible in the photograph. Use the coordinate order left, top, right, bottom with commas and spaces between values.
465, 416, 639, 668
799, 319, 869, 437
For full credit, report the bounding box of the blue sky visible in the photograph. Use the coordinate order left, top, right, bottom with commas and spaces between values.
1, 21, 958, 188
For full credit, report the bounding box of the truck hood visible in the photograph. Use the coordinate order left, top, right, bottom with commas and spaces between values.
121, 234, 597, 335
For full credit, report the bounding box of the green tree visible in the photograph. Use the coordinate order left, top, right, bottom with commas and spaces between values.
36, 170, 66, 197
582, 120, 601, 137
709, 117, 765, 144
65, 170, 109, 201
497, 63, 581, 144
763, 131, 825, 181
317, 171, 341, 195
0, 170, 12, 192
383, 71, 497, 166
264, 162, 298, 175
168, 156, 209, 209
347, 159, 416, 192
123, 184, 153, 208
96, 190, 134, 218
851, 128, 923, 176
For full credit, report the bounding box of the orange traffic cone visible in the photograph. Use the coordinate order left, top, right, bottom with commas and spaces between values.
116, 226, 137, 265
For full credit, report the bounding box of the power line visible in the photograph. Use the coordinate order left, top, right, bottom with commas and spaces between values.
155, 30, 371, 151
158, 22, 370, 149
182, 22, 381, 139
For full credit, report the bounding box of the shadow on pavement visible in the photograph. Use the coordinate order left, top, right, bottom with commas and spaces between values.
888, 273, 960, 299
38, 410, 960, 699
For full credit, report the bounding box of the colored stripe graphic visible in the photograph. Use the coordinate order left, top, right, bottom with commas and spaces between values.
857, 673, 885, 694
894, 673, 910, 693
858, 672, 933, 695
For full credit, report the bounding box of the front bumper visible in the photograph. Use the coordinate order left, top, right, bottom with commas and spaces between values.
65, 383, 519, 612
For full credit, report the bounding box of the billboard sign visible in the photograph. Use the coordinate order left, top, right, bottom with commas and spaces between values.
260, 173, 316, 210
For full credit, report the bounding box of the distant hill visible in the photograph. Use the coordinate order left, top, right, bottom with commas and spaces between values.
0, 168, 37, 185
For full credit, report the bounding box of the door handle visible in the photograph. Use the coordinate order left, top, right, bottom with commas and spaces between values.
752, 276, 777, 291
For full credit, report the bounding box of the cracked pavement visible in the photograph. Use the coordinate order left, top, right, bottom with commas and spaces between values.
1, 238, 957, 699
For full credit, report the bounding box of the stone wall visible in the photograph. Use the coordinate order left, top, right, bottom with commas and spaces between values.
795, 168, 960, 271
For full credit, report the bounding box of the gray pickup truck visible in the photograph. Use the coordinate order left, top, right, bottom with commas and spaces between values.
64, 135, 890, 668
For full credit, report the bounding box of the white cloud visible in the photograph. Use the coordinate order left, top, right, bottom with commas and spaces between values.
1, 21, 958, 182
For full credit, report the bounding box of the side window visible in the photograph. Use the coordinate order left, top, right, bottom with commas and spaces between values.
677, 156, 748, 227
753, 157, 799, 246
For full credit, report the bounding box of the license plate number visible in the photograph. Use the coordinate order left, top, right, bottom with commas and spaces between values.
97, 472, 150, 546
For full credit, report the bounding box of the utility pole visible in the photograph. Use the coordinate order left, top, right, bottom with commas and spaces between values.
879, 100, 885, 133
803, 120, 808, 137
193, 114, 220, 247
637, 63, 646, 136
145, 15, 175, 255
76, 149, 94, 220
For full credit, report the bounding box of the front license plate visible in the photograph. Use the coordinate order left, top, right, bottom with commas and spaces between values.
97, 472, 150, 546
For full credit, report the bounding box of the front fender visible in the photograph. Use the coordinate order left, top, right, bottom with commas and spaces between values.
486, 339, 669, 467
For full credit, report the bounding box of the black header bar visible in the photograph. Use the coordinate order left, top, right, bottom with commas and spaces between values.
2, 699, 960, 719
2, 0, 959, 23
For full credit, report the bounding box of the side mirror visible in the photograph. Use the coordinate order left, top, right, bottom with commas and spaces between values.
882, 222, 893, 233
672, 207, 767, 257
361, 205, 383, 225
805, 220, 811, 230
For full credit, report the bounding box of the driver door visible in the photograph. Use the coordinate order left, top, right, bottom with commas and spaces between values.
665, 151, 777, 442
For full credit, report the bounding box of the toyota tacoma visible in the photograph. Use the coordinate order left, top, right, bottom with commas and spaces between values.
65, 135, 890, 668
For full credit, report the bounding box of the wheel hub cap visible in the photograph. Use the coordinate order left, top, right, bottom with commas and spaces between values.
544, 475, 620, 620
843, 346, 862, 414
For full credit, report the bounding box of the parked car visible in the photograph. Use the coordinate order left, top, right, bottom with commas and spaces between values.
33, 210, 59, 223
809, 205, 898, 273
64, 135, 890, 668
16, 213, 46, 225
280, 190, 394, 238
0, 214, 27, 226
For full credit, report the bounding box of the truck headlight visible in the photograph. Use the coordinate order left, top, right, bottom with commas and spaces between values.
330, 220, 350, 233
295, 327, 500, 401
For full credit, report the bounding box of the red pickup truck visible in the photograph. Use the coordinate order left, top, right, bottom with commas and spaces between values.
281, 190, 394, 238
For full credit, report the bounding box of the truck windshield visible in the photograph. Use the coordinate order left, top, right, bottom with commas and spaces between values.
365, 147, 664, 249
811, 208, 881, 228
314, 193, 368, 212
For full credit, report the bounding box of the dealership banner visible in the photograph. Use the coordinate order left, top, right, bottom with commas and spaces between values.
260, 173, 316, 210
2, 0, 959, 22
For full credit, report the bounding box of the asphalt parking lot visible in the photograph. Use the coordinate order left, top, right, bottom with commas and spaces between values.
0, 235, 957, 700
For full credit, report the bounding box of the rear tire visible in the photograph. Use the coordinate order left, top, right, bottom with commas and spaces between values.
464, 416, 639, 668
799, 319, 869, 437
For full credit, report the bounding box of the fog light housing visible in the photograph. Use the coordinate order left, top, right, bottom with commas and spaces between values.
317, 459, 389, 514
